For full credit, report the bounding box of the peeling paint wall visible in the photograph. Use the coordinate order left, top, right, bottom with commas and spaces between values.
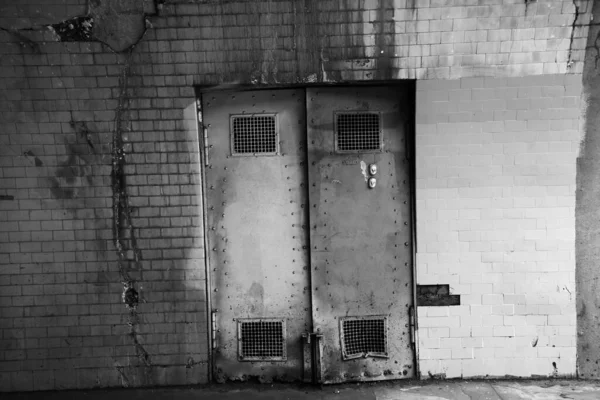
0, 0, 592, 392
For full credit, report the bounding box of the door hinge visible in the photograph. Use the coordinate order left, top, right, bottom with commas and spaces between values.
404, 121, 412, 161
203, 124, 210, 167
408, 306, 416, 348
211, 309, 217, 350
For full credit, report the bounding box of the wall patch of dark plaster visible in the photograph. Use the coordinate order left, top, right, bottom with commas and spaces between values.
417, 284, 460, 306
47, 0, 156, 52
49, 16, 93, 41
0, 195, 14, 201
123, 287, 139, 308
89, 0, 149, 52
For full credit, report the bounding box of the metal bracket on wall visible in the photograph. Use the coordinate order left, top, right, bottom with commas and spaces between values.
302, 332, 323, 384
196, 95, 213, 382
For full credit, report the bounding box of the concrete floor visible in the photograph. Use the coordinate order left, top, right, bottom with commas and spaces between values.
4, 380, 600, 400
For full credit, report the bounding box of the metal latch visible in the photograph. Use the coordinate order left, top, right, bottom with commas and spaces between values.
302, 332, 323, 384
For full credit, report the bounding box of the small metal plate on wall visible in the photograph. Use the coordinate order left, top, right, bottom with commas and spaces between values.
339, 316, 389, 360
237, 318, 287, 361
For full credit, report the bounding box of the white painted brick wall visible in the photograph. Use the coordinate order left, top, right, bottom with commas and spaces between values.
415, 74, 581, 379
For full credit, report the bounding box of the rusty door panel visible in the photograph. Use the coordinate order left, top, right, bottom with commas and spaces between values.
203, 89, 310, 382
306, 86, 414, 383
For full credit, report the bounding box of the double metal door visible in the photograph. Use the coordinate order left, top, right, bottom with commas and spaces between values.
202, 86, 414, 384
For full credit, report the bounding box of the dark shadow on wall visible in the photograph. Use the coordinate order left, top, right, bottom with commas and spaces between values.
576, 0, 600, 380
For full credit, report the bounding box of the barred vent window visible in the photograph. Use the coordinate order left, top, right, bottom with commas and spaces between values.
231, 114, 278, 155
238, 318, 286, 361
340, 316, 388, 360
335, 112, 382, 152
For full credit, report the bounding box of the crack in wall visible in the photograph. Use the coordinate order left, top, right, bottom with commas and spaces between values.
129, 322, 152, 367
567, 0, 582, 69
0, 26, 41, 53
524, 0, 537, 14
111, 49, 135, 279
111, 49, 153, 378
115, 365, 131, 387
70, 120, 96, 153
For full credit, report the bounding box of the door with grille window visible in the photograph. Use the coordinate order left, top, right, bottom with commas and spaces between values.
306, 86, 415, 383
203, 86, 414, 384
202, 89, 310, 382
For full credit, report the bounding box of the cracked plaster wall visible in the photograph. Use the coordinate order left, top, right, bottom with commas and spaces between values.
0, 0, 594, 392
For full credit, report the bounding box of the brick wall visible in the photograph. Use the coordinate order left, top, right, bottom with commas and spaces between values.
0, 1, 592, 81
0, 6, 210, 390
0, 0, 591, 392
415, 74, 581, 378
0, 47, 208, 389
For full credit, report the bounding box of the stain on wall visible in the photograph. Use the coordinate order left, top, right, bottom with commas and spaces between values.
577, 0, 600, 380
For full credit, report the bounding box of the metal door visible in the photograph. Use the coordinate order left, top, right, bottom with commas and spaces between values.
306, 86, 415, 383
202, 89, 310, 383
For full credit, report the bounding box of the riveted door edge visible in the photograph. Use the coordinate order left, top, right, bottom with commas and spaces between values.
196, 96, 214, 382
307, 86, 416, 383
406, 109, 419, 378
299, 88, 321, 382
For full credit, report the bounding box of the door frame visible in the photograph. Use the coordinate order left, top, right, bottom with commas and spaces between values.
195, 82, 419, 383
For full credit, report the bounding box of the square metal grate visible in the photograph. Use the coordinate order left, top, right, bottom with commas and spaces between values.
340, 316, 388, 360
335, 112, 382, 152
230, 114, 278, 156
237, 318, 287, 361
